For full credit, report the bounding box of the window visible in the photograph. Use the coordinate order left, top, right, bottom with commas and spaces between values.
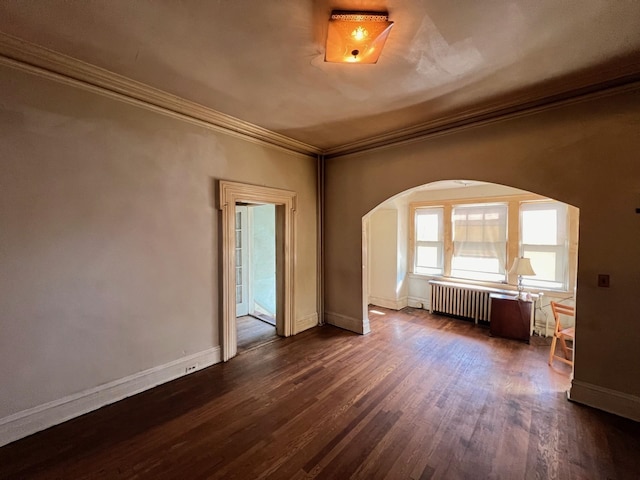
451, 203, 508, 282
414, 207, 444, 275
411, 195, 574, 293
520, 201, 568, 290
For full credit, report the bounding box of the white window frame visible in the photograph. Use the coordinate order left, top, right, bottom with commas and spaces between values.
414, 207, 444, 275
410, 193, 577, 295
519, 201, 569, 291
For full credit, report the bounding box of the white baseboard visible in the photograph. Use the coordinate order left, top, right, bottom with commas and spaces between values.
407, 296, 429, 309
296, 312, 319, 333
569, 380, 640, 422
325, 311, 366, 334
0, 346, 221, 447
532, 323, 552, 338
368, 295, 408, 311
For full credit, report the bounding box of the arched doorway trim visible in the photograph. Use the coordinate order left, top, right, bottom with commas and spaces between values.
362, 179, 579, 342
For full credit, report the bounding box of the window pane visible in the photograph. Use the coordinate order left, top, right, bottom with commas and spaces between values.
523, 250, 557, 282
453, 204, 507, 243
522, 278, 564, 289
416, 210, 441, 241
454, 224, 467, 239
522, 209, 557, 244
466, 224, 484, 242
452, 203, 507, 278
520, 201, 569, 290
450, 269, 505, 282
417, 245, 439, 268
452, 256, 501, 274
455, 242, 505, 258
415, 265, 443, 275
414, 207, 444, 276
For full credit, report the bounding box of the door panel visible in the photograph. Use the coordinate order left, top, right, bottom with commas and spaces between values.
235, 206, 249, 317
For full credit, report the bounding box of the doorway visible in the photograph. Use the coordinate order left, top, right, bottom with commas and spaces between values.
235, 204, 278, 351
219, 180, 296, 361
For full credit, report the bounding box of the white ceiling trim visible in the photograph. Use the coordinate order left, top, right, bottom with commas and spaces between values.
1, 32, 639, 160
324, 75, 640, 158
326, 79, 640, 159
0, 32, 320, 157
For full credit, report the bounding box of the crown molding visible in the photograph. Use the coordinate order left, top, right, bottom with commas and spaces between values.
324, 70, 640, 158
0, 32, 320, 157
2, 32, 639, 160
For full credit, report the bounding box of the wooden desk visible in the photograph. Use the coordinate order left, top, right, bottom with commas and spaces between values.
489, 293, 533, 343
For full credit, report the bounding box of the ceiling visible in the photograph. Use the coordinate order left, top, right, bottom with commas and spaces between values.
2, 1, 640, 154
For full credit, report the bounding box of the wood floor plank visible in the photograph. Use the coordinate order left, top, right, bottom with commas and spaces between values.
2, 307, 639, 479
236, 315, 278, 352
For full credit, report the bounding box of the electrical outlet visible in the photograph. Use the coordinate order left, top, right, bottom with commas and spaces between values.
185, 364, 198, 374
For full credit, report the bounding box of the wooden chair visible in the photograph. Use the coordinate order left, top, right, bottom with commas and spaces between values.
548, 301, 575, 367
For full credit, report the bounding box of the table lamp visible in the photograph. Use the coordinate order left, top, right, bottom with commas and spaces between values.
509, 257, 536, 298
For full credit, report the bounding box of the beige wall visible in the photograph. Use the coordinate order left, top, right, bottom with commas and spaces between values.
0, 66, 318, 420
325, 88, 640, 410
367, 209, 403, 309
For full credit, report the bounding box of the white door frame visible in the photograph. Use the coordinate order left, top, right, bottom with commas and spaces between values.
219, 180, 296, 361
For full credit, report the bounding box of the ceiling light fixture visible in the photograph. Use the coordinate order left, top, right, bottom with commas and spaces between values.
325, 11, 394, 64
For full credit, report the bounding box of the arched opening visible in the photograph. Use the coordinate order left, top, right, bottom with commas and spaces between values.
363, 179, 578, 371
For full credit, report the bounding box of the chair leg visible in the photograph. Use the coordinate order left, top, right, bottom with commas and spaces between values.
549, 335, 558, 365
559, 336, 571, 360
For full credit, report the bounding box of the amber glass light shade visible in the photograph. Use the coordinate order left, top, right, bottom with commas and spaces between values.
325, 11, 394, 64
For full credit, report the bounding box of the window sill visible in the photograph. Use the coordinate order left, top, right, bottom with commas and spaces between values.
408, 273, 573, 298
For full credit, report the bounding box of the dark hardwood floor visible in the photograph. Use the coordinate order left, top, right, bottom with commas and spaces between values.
237, 315, 278, 352
2, 307, 639, 479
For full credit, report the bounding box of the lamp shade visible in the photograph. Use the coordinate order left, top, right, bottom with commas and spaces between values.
325, 11, 394, 64
509, 257, 536, 276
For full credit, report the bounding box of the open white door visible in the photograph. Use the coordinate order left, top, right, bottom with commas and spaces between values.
247, 204, 276, 323
235, 205, 249, 317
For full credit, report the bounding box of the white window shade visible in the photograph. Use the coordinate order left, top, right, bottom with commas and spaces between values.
520, 202, 568, 290
414, 207, 443, 275
452, 204, 507, 282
